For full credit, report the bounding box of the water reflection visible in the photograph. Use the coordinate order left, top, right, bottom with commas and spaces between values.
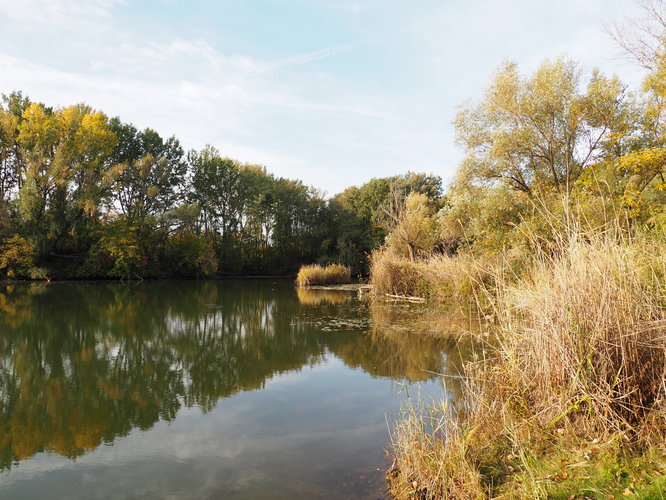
295, 287, 351, 306
0, 280, 467, 472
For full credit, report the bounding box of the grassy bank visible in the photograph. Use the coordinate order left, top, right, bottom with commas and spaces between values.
386, 230, 666, 498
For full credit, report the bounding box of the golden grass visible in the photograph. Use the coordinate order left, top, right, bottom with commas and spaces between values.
494, 233, 666, 436
370, 249, 494, 303
387, 230, 666, 498
388, 404, 486, 500
295, 263, 352, 287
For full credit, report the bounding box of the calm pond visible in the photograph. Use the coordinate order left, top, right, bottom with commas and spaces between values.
0, 280, 470, 499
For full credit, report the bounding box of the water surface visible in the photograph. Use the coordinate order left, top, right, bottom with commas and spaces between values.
0, 280, 469, 499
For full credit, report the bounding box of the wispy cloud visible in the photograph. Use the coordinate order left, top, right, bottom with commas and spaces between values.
0, 0, 646, 195
262, 41, 364, 71
0, 0, 123, 24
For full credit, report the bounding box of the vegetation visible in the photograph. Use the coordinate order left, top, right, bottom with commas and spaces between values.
388, 230, 666, 498
2, 0, 666, 495
295, 263, 351, 287
0, 94, 444, 279
382, 2, 666, 498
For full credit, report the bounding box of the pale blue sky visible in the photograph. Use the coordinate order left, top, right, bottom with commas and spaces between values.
0, 0, 648, 195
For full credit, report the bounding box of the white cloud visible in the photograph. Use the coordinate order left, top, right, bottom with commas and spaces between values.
0, 0, 123, 24
262, 41, 363, 71
0, 0, 651, 194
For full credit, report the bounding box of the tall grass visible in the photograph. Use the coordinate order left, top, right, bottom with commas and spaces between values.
494, 232, 666, 435
387, 229, 666, 498
370, 249, 494, 302
295, 263, 351, 287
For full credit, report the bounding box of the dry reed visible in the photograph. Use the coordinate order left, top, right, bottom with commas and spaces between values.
388, 229, 666, 498
295, 263, 352, 287
370, 249, 495, 303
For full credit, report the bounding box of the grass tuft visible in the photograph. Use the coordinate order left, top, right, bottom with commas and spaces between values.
295, 263, 352, 287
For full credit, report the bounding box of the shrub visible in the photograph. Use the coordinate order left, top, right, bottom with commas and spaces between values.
0, 234, 37, 279
494, 232, 666, 434
370, 249, 494, 301
166, 234, 218, 277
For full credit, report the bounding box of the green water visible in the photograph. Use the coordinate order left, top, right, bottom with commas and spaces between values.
0, 280, 468, 499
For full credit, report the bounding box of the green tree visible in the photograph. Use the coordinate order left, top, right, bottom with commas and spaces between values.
16, 102, 117, 257
108, 121, 186, 226
455, 58, 634, 198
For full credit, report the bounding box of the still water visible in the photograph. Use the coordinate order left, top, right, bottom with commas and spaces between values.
0, 280, 469, 499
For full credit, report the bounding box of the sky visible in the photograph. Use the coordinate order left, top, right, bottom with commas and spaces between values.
0, 0, 651, 196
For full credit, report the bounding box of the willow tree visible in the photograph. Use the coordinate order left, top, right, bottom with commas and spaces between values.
455, 58, 634, 198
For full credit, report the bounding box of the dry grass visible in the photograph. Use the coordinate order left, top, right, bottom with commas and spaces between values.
493, 232, 666, 436
388, 230, 666, 498
370, 249, 495, 303
388, 403, 486, 500
295, 263, 351, 287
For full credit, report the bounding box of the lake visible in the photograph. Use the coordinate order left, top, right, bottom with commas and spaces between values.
0, 280, 469, 499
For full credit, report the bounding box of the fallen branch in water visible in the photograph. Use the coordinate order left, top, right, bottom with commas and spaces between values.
384, 293, 426, 303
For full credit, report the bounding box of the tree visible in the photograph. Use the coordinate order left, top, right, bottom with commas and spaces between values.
108, 120, 186, 226
16, 102, 117, 256
455, 58, 634, 198
188, 146, 242, 238
610, 1, 666, 223
330, 172, 443, 270
383, 191, 437, 261
0, 234, 36, 278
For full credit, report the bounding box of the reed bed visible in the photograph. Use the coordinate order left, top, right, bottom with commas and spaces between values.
295, 263, 352, 287
387, 230, 666, 498
370, 250, 495, 303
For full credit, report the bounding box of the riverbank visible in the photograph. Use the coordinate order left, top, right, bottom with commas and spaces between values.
384, 230, 666, 498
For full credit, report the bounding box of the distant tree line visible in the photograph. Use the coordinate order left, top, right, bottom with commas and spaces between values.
0, 92, 442, 279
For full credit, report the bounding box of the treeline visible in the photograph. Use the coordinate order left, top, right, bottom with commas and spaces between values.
0, 92, 442, 279
7, 48, 664, 282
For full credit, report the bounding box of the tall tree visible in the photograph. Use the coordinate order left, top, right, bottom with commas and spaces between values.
16, 102, 117, 255
455, 58, 634, 198
109, 120, 186, 226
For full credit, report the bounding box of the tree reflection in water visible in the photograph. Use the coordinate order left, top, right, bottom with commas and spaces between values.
0, 280, 470, 470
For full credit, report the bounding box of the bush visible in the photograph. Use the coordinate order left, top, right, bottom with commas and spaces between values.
0, 234, 38, 279
494, 232, 666, 433
166, 234, 218, 278
295, 263, 351, 287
